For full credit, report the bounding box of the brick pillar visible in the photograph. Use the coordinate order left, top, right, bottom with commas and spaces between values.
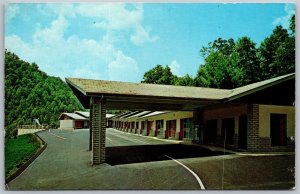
91, 97, 106, 165
89, 99, 93, 151
247, 104, 259, 151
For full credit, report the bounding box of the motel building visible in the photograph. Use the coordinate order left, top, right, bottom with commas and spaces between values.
66, 73, 295, 165
112, 111, 195, 141
59, 111, 115, 129
59, 112, 89, 130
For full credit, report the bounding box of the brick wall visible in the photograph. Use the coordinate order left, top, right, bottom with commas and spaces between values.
91, 97, 106, 165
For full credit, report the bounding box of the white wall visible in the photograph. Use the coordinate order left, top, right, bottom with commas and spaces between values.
60, 120, 74, 130
17, 128, 45, 136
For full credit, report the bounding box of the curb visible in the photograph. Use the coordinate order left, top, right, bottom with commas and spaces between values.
5, 132, 47, 184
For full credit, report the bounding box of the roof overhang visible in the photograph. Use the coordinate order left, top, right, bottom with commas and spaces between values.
66, 73, 295, 111
66, 78, 227, 110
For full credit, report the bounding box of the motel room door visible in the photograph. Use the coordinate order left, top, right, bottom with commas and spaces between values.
270, 114, 287, 146
146, 121, 153, 136
205, 119, 218, 144
222, 118, 235, 145
238, 115, 247, 149
179, 119, 184, 140
166, 120, 176, 139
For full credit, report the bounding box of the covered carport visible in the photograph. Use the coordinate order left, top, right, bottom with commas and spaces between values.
66, 78, 230, 165
66, 73, 295, 165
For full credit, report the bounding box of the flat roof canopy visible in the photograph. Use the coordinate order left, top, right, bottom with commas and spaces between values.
66, 73, 294, 110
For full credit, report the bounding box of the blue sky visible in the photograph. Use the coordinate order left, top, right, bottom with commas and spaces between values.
5, 3, 295, 83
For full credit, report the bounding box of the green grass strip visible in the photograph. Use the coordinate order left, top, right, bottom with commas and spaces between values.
5, 134, 40, 177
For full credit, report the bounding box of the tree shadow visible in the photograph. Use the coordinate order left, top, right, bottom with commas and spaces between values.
106, 144, 229, 166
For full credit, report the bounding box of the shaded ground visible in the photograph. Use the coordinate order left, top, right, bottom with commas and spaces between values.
7, 129, 295, 190
183, 154, 295, 190
106, 144, 229, 165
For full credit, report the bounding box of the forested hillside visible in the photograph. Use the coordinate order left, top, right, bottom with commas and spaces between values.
142, 15, 295, 89
5, 51, 84, 138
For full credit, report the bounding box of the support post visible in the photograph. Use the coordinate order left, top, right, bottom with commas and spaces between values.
91, 97, 106, 165
89, 98, 93, 151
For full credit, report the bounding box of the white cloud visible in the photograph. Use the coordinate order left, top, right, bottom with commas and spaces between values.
33, 15, 69, 46
5, 15, 117, 80
169, 60, 182, 76
131, 25, 159, 46
108, 51, 139, 82
76, 3, 158, 45
5, 3, 159, 82
5, 4, 20, 23
273, 4, 295, 29
76, 3, 143, 30
38, 4, 77, 18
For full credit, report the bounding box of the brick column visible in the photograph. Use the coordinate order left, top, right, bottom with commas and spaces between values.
247, 104, 272, 152
247, 104, 259, 151
89, 101, 93, 151
91, 97, 106, 165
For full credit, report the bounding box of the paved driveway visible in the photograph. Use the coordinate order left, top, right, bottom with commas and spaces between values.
7, 128, 295, 190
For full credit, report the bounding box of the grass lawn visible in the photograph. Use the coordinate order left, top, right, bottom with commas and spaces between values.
5, 134, 41, 177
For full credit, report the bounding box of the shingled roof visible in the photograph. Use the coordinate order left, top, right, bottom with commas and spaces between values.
66, 73, 295, 110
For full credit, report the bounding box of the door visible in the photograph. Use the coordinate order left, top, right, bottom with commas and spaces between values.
141, 121, 145, 134
75, 121, 83, 129
147, 121, 152, 136
222, 118, 234, 145
270, 114, 287, 146
179, 119, 184, 140
166, 120, 176, 138
165, 121, 169, 139
206, 119, 218, 144
238, 115, 247, 149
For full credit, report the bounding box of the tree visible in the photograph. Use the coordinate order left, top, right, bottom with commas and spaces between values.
142, 64, 176, 85
290, 14, 295, 35
174, 74, 194, 86
258, 25, 292, 79
235, 37, 261, 84
195, 38, 242, 89
5, 51, 84, 138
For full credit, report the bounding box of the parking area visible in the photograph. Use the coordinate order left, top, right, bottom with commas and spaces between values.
7, 128, 295, 190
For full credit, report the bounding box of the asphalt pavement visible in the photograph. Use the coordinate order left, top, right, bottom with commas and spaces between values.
6, 128, 295, 190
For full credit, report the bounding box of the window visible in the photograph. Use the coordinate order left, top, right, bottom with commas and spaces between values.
183, 118, 194, 139
156, 120, 163, 136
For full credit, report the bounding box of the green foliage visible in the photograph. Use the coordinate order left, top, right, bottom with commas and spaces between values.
5, 51, 84, 137
258, 25, 294, 79
5, 134, 40, 177
174, 74, 194, 86
141, 64, 177, 85
290, 14, 295, 35
142, 14, 295, 89
195, 38, 245, 89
